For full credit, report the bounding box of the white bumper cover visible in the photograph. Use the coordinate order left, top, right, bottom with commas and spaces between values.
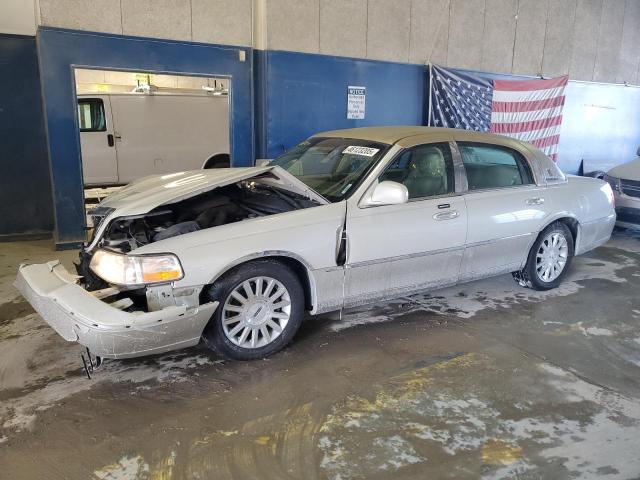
15, 261, 217, 359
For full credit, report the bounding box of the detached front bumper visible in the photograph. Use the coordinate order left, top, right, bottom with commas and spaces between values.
15, 261, 217, 359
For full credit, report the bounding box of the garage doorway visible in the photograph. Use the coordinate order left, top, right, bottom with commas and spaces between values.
74, 68, 231, 208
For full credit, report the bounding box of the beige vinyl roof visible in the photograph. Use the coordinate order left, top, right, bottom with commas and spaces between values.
314, 126, 518, 147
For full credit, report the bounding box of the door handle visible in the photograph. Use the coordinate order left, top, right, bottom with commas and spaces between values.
526, 197, 545, 205
107, 134, 114, 147
433, 210, 460, 221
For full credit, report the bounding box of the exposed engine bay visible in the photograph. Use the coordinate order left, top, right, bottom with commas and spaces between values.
77, 180, 319, 291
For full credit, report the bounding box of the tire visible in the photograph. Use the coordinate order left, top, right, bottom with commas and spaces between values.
202, 260, 304, 360
514, 222, 574, 291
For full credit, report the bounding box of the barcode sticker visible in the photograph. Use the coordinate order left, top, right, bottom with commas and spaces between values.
342, 146, 380, 157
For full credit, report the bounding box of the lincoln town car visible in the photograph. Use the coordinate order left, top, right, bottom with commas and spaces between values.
16, 127, 616, 361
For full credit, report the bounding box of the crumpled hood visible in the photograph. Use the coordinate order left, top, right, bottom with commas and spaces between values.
87, 166, 328, 251
97, 166, 327, 217
608, 158, 640, 181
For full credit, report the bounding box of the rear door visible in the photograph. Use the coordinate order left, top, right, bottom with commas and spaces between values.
456, 140, 549, 280
344, 141, 468, 306
77, 96, 118, 185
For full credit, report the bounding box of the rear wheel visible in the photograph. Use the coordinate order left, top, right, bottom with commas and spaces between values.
202, 260, 304, 360
513, 222, 574, 290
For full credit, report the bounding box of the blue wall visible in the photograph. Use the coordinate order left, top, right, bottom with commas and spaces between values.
0, 34, 52, 239
257, 50, 426, 159
38, 27, 255, 247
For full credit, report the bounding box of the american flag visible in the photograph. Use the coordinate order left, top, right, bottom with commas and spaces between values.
429, 65, 568, 161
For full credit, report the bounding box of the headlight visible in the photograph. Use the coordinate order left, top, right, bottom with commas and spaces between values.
89, 249, 184, 286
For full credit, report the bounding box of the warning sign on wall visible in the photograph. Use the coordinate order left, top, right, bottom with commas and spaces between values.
347, 86, 366, 120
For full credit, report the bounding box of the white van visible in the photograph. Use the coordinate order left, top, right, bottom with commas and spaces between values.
77, 93, 230, 186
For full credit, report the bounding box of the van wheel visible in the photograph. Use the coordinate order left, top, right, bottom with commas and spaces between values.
202, 260, 304, 360
203, 153, 230, 169
513, 222, 574, 291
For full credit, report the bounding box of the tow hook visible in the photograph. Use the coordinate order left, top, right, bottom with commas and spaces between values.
80, 348, 103, 379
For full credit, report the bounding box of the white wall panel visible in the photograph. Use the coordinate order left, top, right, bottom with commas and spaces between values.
617, 0, 640, 84
446, 0, 484, 70
409, 0, 449, 65
569, 0, 603, 81
366, 0, 411, 62
320, 0, 367, 58
541, 0, 577, 78
593, 0, 625, 83
481, 0, 518, 74
121, 0, 191, 41
39, 0, 122, 34
267, 0, 319, 53
511, 0, 548, 75
192, 0, 252, 47
0, 0, 36, 35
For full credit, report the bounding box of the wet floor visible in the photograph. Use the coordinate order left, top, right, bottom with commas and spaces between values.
1, 230, 640, 479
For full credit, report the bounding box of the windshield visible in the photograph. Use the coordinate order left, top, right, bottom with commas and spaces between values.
270, 137, 389, 202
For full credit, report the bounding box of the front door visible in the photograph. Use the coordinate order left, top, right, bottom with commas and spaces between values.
344, 142, 468, 307
78, 96, 118, 185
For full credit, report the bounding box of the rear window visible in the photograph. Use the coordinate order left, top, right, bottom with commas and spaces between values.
77, 98, 106, 132
458, 142, 533, 190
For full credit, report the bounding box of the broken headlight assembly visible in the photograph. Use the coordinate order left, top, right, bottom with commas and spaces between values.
89, 249, 184, 286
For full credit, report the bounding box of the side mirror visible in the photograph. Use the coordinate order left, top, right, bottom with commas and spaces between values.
361, 181, 409, 207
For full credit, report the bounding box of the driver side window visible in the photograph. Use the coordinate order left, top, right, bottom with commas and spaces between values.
380, 143, 455, 199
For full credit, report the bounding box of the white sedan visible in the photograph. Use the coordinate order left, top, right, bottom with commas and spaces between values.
16, 127, 616, 361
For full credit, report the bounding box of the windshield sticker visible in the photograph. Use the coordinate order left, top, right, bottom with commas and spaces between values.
342, 146, 380, 157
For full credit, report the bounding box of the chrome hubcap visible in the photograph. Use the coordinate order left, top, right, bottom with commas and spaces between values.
222, 276, 291, 349
536, 232, 568, 282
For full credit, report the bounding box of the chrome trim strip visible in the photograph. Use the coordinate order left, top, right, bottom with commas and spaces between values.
464, 232, 533, 249
348, 245, 464, 269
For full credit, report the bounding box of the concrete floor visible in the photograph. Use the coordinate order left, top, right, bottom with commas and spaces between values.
1, 230, 640, 479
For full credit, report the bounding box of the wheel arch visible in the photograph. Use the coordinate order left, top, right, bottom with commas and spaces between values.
201, 251, 317, 312
520, 215, 580, 268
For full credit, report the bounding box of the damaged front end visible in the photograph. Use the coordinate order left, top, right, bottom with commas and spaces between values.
17, 167, 325, 359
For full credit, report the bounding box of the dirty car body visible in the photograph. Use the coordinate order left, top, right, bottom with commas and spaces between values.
16, 127, 616, 360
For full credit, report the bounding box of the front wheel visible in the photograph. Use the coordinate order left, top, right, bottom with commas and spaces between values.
513, 222, 574, 291
202, 260, 304, 360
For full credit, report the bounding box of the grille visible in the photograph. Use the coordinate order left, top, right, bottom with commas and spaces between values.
621, 179, 640, 198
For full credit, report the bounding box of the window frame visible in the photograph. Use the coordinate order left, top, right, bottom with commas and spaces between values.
77, 98, 107, 133
377, 141, 458, 202
455, 141, 536, 193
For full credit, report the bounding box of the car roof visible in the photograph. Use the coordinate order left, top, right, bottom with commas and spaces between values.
313, 126, 518, 146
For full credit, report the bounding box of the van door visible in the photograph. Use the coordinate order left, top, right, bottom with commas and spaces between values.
77, 96, 118, 185
109, 95, 230, 184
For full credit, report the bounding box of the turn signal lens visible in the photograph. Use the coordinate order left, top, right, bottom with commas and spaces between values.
90, 249, 184, 286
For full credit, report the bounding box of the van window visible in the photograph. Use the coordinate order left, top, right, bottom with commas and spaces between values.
458, 142, 533, 190
77, 98, 106, 132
